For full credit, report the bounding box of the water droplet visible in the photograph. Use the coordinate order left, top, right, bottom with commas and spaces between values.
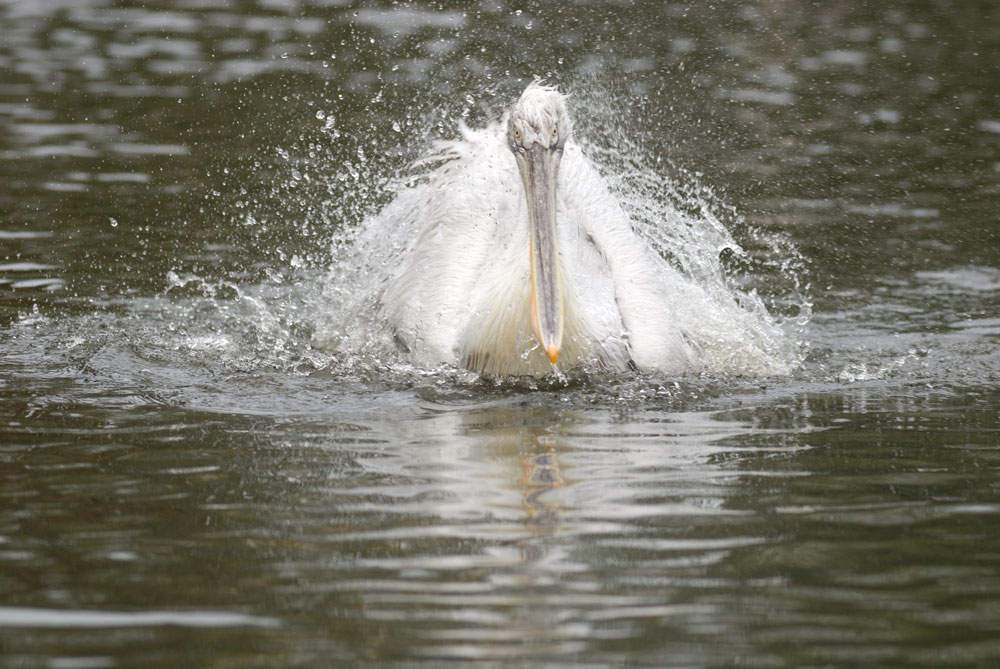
392, 120, 401, 133
109, 217, 118, 228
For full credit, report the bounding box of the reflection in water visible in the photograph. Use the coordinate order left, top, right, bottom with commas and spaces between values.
520, 434, 563, 552
315, 402, 763, 662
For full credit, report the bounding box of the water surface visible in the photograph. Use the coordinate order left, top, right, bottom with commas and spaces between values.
2, 1, 1000, 667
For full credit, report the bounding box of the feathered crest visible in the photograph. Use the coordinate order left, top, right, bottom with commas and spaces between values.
510, 79, 573, 141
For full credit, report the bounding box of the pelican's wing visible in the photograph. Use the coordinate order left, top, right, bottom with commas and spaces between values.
558, 144, 697, 373
380, 123, 521, 368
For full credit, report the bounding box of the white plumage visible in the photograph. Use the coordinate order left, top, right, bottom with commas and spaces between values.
379, 82, 702, 376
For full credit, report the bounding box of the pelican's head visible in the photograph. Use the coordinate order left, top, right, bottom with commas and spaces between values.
507, 83, 572, 365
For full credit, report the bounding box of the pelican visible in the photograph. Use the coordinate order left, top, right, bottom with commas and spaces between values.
379, 81, 701, 376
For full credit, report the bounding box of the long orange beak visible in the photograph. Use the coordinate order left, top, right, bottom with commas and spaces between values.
518, 142, 564, 364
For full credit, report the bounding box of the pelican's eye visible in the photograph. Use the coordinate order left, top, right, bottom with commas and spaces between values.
552, 125, 558, 138
514, 128, 520, 141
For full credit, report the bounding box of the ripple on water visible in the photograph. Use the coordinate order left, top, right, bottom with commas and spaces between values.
0, 607, 279, 629
0, 261, 63, 292
915, 265, 1000, 293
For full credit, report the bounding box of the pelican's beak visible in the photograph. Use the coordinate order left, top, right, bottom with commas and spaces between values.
518, 142, 564, 364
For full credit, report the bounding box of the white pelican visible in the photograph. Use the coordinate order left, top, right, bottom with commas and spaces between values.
379, 82, 706, 377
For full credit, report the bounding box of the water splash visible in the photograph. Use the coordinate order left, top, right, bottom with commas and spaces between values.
2, 74, 814, 413
308, 81, 809, 381
145, 75, 814, 399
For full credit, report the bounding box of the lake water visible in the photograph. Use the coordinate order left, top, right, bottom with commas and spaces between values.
2, 1, 1000, 667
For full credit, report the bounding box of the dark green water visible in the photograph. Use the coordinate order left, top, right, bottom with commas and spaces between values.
2, 1, 1000, 667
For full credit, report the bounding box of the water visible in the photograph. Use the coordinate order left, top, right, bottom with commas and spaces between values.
2, 1, 1000, 667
